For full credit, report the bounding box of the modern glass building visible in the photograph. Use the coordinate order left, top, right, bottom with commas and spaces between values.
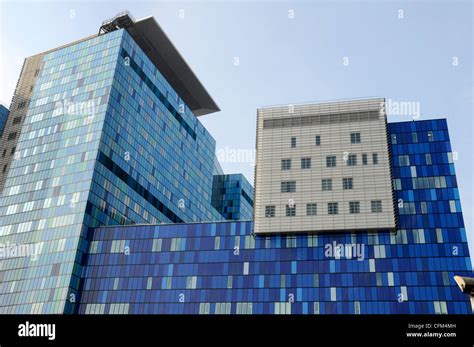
0, 105, 8, 138
77, 118, 472, 314
211, 174, 254, 221
0, 13, 251, 314
0, 12, 471, 315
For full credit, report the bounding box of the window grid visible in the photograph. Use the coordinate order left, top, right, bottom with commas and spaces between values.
328, 202, 338, 215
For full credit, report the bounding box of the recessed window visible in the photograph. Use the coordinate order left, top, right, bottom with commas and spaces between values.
372, 153, 379, 164
322, 179, 332, 191
7, 132, 17, 141
371, 200, 382, 213
350, 132, 361, 144
265, 205, 276, 218
328, 202, 338, 215
362, 153, 368, 165
306, 203, 317, 216
412, 133, 418, 143
291, 137, 297, 148
301, 157, 311, 169
281, 159, 291, 170
315, 135, 321, 146
281, 181, 296, 193
286, 204, 296, 217
347, 154, 357, 166
326, 156, 336, 167
349, 201, 360, 214
343, 178, 353, 190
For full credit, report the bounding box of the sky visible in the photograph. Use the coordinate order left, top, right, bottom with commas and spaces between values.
0, 0, 473, 259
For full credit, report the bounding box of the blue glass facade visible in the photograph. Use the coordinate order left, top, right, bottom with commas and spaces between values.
0, 105, 8, 138
211, 174, 254, 220
0, 27, 250, 314
0, 31, 123, 314
0, 12, 470, 316
85, 29, 224, 229
77, 119, 472, 314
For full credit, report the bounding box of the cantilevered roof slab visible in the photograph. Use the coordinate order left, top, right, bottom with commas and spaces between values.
100, 12, 219, 116
125, 16, 220, 116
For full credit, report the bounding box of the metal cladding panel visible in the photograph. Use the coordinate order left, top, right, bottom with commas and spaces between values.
254, 98, 396, 234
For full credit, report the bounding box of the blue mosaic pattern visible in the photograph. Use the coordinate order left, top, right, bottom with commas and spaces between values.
0, 30, 123, 314
78, 119, 472, 314
212, 174, 254, 220
0, 29, 252, 314
86, 29, 224, 229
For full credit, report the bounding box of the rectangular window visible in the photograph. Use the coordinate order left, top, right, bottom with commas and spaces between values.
354, 302, 361, 314
427, 131, 434, 142
420, 202, 427, 214
286, 204, 296, 217
372, 153, 378, 164
306, 203, 317, 216
347, 154, 357, 166
152, 239, 163, 252
425, 153, 432, 165
394, 178, 402, 190
328, 202, 338, 215
343, 178, 353, 190
315, 135, 321, 146
326, 156, 336, 167
322, 179, 332, 191
265, 205, 276, 217
281, 181, 296, 193
301, 157, 311, 169
7, 132, 17, 141
281, 159, 291, 170
398, 155, 410, 166
371, 200, 382, 213
291, 137, 297, 148
391, 134, 397, 144
362, 153, 368, 165
349, 201, 360, 214
412, 132, 418, 143
350, 132, 361, 144
449, 200, 457, 213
